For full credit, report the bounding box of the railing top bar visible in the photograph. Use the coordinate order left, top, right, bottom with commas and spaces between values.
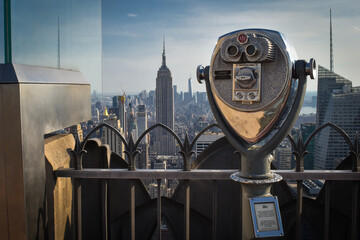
55, 168, 360, 181
55, 168, 235, 180
275, 170, 360, 180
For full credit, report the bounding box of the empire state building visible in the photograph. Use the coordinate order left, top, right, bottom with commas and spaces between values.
154, 40, 176, 155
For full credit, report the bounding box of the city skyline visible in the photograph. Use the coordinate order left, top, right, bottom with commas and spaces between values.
2, 1, 359, 239
102, 0, 360, 94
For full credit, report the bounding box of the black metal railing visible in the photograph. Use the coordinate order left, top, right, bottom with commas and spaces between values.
286, 122, 360, 240
55, 122, 360, 240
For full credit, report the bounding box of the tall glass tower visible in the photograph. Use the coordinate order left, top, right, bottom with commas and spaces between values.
314, 66, 360, 169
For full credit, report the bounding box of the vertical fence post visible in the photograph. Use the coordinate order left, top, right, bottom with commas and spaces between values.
179, 133, 193, 240
101, 179, 108, 240
212, 180, 217, 240
157, 179, 162, 240
295, 181, 303, 240
107, 180, 111, 240
324, 181, 331, 240
290, 133, 305, 240
72, 148, 85, 240
130, 180, 135, 240
351, 132, 359, 240
74, 178, 82, 240
184, 180, 190, 240
351, 181, 359, 240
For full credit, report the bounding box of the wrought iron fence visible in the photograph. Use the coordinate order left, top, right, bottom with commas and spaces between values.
55, 122, 360, 240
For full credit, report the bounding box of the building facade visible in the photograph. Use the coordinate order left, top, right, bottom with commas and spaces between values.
136, 105, 149, 169
314, 66, 360, 169
195, 133, 224, 156
300, 123, 316, 170
184, 77, 194, 103
118, 95, 126, 135
316, 66, 352, 128
274, 145, 292, 170
126, 102, 138, 140
102, 116, 125, 159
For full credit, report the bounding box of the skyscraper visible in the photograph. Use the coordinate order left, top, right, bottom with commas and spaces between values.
314, 66, 360, 169
102, 116, 125, 159
154, 39, 176, 155
184, 76, 194, 103
126, 101, 138, 140
274, 145, 292, 170
330, 9, 334, 72
188, 77, 192, 97
137, 105, 148, 142
137, 105, 149, 169
112, 96, 118, 108
186, 76, 193, 102
118, 94, 126, 136
316, 66, 352, 128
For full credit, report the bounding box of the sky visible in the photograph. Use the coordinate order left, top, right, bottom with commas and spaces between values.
102, 0, 360, 95
3, 0, 103, 93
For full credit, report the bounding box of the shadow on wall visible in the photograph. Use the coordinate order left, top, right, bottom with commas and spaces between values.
45, 134, 75, 240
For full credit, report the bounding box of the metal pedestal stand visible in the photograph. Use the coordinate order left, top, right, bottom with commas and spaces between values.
231, 172, 283, 239
231, 154, 283, 239
196, 29, 316, 240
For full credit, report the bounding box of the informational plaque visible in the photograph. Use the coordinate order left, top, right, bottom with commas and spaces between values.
249, 196, 284, 238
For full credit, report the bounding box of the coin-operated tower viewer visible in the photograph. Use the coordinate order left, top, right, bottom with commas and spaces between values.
197, 29, 316, 239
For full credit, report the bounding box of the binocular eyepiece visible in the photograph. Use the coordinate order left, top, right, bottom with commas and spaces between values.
197, 29, 316, 145
221, 33, 276, 64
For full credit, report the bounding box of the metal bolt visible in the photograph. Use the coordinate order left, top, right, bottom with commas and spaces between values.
305, 58, 317, 79
196, 65, 205, 83
249, 92, 256, 99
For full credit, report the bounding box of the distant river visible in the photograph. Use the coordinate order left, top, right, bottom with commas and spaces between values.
300, 106, 316, 115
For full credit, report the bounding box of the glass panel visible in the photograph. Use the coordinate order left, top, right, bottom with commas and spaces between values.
0, 0, 4, 63
11, 0, 102, 93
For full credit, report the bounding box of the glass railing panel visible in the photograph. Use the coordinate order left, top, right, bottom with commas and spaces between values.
10, 0, 102, 93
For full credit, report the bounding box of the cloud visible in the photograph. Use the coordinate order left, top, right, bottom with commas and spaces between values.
128, 13, 138, 17
102, 0, 360, 93
353, 26, 360, 32
104, 30, 138, 38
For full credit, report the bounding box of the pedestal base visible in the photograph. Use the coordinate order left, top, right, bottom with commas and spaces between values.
230, 172, 283, 185
231, 172, 283, 240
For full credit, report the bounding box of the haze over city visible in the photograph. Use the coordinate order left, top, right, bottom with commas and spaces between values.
102, 0, 360, 94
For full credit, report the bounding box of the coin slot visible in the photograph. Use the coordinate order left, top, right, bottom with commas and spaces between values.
215, 70, 231, 75
215, 75, 231, 80
215, 70, 231, 80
